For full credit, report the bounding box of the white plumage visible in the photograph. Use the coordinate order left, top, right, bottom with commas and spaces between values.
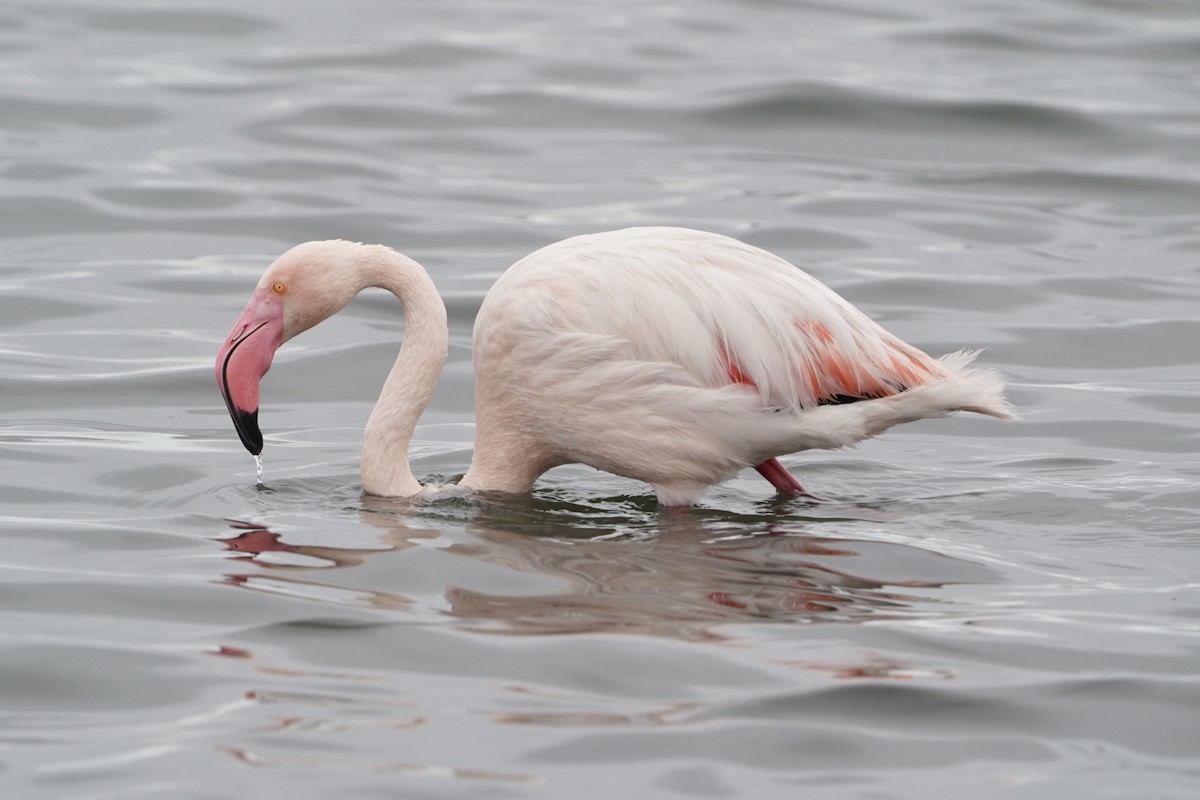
216, 227, 1011, 505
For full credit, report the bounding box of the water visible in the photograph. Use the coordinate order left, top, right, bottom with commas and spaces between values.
2, 0, 1199, 797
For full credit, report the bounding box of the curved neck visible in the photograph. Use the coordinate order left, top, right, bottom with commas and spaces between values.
357, 248, 448, 496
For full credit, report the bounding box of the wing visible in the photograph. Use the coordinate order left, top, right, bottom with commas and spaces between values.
481, 227, 949, 411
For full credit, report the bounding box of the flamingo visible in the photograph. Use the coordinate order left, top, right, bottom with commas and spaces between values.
215, 227, 1011, 506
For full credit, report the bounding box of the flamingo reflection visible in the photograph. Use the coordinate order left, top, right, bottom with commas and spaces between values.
214, 501, 996, 640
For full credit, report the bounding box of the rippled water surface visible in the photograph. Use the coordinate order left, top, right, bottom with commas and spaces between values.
3, 1, 1199, 797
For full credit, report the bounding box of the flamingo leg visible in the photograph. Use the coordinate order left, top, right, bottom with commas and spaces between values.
754, 458, 817, 499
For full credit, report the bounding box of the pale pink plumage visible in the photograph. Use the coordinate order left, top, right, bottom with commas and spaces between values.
216, 227, 1011, 505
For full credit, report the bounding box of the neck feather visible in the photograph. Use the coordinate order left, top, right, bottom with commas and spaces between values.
356, 247, 448, 496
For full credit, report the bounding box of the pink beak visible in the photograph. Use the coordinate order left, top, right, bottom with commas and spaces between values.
215, 288, 284, 455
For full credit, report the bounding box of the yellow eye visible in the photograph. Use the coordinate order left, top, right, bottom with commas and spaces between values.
271, 280, 287, 295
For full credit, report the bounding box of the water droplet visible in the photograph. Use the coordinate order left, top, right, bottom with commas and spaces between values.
254, 454, 264, 486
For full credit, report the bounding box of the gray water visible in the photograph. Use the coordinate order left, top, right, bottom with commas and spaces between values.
2, 0, 1199, 797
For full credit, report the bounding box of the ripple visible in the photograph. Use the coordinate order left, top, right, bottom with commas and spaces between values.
1039, 276, 1194, 302
0, 95, 164, 132
702, 682, 1042, 726
244, 41, 501, 71
696, 81, 1127, 145
0, 195, 409, 244
2, 162, 93, 181
1130, 393, 1200, 415
741, 227, 867, 251
1013, 419, 1199, 454
210, 157, 395, 182
0, 295, 94, 328
527, 722, 1050, 769
1002, 320, 1200, 369
79, 9, 275, 37
903, 26, 1200, 63
842, 277, 1041, 311
95, 186, 245, 211
915, 166, 1200, 218
0, 644, 219, 712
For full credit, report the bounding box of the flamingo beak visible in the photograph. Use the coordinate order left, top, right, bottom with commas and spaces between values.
215, 288, 284, 455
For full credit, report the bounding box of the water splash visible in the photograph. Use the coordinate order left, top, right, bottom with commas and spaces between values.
254, 454, 264, 486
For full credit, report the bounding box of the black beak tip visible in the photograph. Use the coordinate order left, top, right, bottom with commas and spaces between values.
232, 407, 263, 456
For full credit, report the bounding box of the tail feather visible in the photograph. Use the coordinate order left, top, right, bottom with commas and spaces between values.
934, 350, 1016, 420
737, 349, 1014, 461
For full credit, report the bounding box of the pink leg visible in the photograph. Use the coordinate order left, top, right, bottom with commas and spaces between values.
754, 458, 819, 499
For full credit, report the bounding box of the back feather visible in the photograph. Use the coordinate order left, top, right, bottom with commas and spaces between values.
488, 227, 998, 413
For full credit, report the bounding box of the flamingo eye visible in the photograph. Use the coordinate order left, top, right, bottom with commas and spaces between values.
271, 280, 288, 295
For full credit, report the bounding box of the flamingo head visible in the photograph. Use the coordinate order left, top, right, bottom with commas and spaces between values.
215, 240, 367, 455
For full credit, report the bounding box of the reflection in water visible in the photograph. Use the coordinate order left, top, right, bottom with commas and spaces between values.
780, 653, 957, 681
440, 528, 954, 638
217, 519, 425, 611
492, 698, 704, 728
221, 519, 403, 569
216, 744, 538, 784
215, 495, 996, 640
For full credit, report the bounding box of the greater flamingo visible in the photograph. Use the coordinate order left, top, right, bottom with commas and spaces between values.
216, 227, 1011, 505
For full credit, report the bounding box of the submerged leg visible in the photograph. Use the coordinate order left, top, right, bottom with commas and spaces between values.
754, 458, 818, 499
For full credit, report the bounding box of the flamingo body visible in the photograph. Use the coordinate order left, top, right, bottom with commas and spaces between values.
216, 227, 1011, 505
